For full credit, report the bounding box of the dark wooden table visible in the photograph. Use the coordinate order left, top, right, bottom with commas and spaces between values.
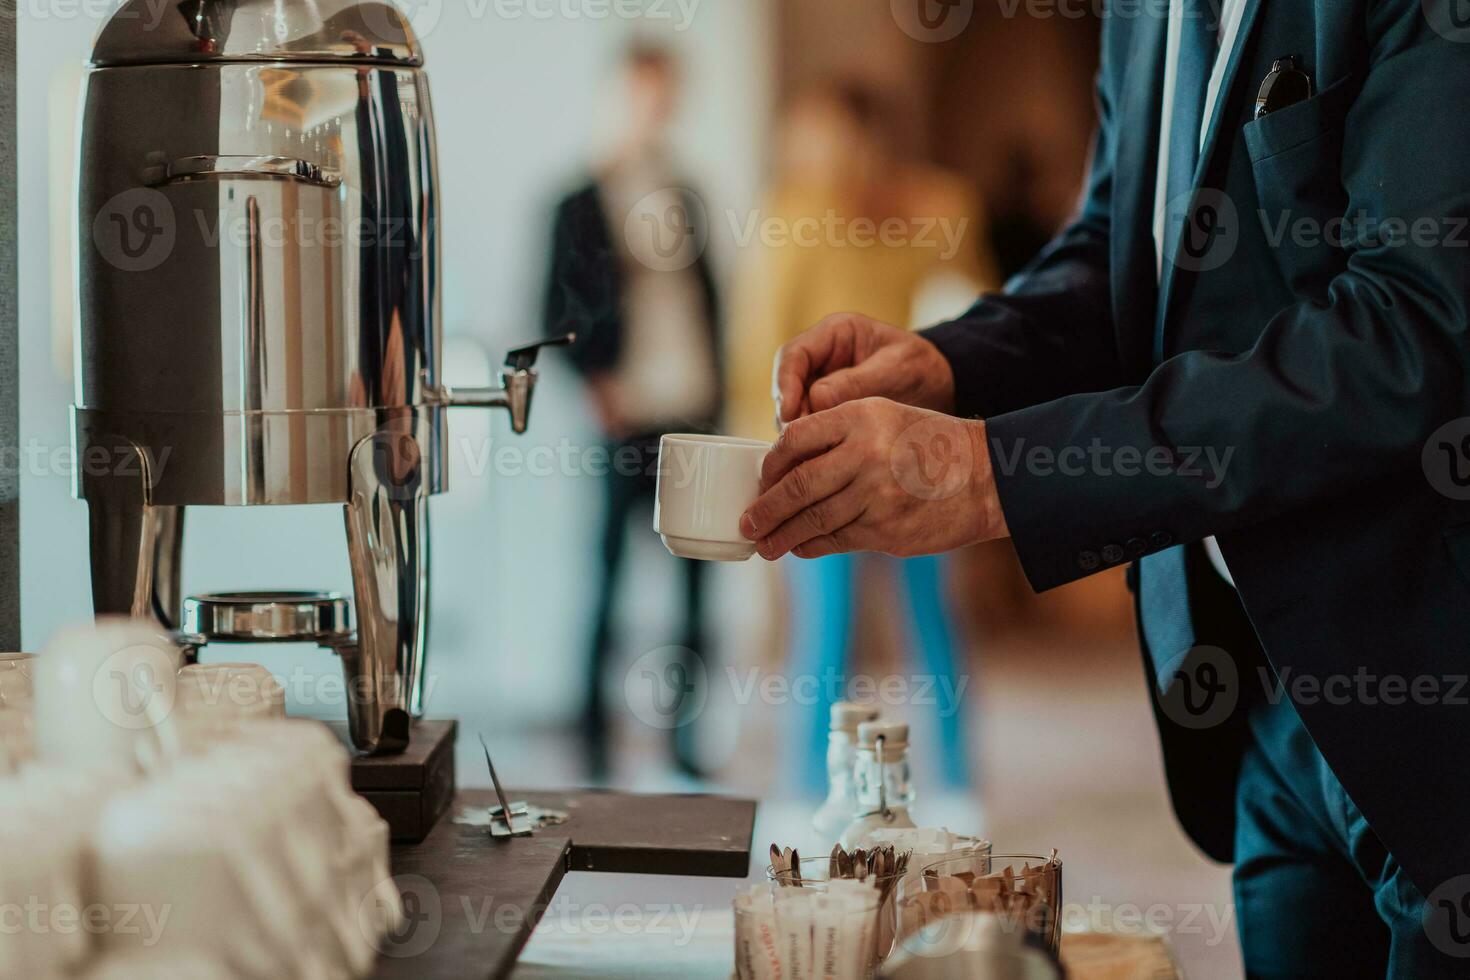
369, 789, 756, 979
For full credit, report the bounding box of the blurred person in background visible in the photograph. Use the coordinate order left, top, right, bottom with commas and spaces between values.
544, 42, 722, 781
727, 80, 998, 792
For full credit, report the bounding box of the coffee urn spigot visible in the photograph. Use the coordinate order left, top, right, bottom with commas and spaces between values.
436, 334, 575, 435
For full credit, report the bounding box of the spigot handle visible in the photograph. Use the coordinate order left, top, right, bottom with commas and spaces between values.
504, 333, 576, 373
437, 334, 576, 435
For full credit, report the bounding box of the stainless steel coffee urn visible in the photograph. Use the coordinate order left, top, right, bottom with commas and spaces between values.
74, 0, 566, 753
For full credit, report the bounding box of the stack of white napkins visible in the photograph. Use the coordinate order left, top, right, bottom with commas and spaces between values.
0, 624, 401, 980
0, 768, 129, 978
83, 721, 401, 980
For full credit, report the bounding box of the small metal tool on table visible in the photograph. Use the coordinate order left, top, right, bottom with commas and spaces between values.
479, 734, 534, 838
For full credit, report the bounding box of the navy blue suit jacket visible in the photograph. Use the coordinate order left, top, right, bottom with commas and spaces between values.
923, 0, 1470, 895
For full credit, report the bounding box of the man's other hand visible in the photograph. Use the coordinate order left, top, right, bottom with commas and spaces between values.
740, 398, 1008, 560
772, 313, 957, 426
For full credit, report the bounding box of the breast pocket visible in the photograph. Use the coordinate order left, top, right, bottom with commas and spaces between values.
1244, 75, 1358, 301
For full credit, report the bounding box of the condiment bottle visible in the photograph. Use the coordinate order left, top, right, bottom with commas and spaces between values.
811, 701, 881, 842
839, 721, 917, 848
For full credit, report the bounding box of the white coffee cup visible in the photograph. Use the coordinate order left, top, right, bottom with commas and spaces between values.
654, 434, 772, 561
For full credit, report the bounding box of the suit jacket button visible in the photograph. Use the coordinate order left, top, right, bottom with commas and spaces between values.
1102, 543, 1125, 564
1078, 550, 1101, 571
1149, 530, 1174, 550
1126, 537, 1148, 558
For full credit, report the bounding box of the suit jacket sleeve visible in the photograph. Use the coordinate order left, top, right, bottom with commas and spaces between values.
989, 4, 1470, 592
920, 28, 1128, 420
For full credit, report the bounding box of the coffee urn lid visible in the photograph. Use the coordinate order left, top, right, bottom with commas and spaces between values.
90, 0, 424, 68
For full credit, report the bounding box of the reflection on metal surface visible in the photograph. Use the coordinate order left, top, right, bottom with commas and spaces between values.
80, 436, 187, 631
79, 62, 439, 421
342, 416, 429, 753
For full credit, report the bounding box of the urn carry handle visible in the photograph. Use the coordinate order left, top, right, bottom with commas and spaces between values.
153, 154, 344, 189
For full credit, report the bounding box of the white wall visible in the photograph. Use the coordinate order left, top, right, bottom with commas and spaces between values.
17, 0, 774, 728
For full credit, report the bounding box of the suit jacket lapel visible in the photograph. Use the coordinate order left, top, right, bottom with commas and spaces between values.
1111, 7, 1168, 375
1155, 0, 1268, 357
